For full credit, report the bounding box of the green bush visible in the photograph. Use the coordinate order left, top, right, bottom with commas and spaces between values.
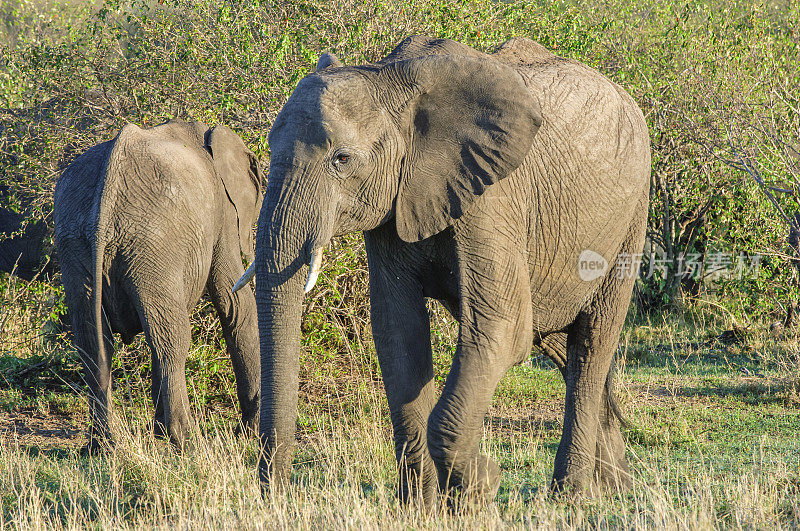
1, 0, 798, 395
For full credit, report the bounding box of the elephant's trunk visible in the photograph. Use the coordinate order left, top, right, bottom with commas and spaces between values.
254, 167, 332, 490
255, 265, 304, 489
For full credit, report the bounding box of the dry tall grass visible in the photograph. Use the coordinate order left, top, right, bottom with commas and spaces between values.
2, 379, 798, 529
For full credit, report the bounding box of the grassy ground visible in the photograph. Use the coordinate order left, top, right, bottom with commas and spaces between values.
1, 274, 799, 528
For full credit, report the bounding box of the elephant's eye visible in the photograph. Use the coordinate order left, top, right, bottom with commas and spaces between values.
335, 153, 350, 165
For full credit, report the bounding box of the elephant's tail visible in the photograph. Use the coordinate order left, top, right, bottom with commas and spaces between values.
91, 231, 106, 369
91, 181, 114, 375
91, 124, 137, 371
605, 357, 628, 429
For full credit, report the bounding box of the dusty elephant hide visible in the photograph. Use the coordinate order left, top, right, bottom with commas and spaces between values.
245, 36, 650, 504
54, 119, 263, 450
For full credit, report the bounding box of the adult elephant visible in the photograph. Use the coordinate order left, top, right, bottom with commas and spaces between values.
0, 185, 57, 281
237, 36, 650, 502
55, 119, 263, 450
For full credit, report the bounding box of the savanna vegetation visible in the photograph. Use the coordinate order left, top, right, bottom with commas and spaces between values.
1, 0, 799, 527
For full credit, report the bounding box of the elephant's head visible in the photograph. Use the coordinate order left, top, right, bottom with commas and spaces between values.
249, 41, 542, 487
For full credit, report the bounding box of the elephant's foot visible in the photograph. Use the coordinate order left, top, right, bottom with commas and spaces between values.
440, 454, 501, 508
397, 459, 438, 509
463, 454, 501, 498
551, 467, 628, 501
85, 397, 113, 455
551, 455, 601, 500
551, 430, 630, 499
594, 456, 631, 493
550, 476, 599, 500
154, 414, 193, 451
258, 442, 296, 498
169, 424, 193, 452
82, 429, 114, 456
234, 414, 259, 438
153, 416, 167, 439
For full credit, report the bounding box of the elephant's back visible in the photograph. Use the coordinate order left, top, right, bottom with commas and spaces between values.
491, 38, 562, 68
54, 139, 115, 242
493, 38, 649, 201
518, 53, 650, 239
105, 126, 218, 293
56, 124, 218, 306
491, 39, 650, 328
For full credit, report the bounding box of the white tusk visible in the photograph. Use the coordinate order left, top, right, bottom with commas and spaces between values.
232, 261, 257, 293
304, 247, 323, 293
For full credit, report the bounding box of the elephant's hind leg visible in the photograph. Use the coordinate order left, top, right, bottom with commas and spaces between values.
150, 351, 165, 438
594, 365, 630, 493
59, 238, 115, 452
539, 332, 630, 493
136, 290, 193, 449
551, 235, 641, 497
538, 333, 568, 373
551, 302, 624, 496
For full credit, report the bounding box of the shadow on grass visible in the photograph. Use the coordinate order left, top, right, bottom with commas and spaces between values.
0, 407, 85, 458
674, 377, 799, 406
18, 444, 78, 460
487, 415, 561, 435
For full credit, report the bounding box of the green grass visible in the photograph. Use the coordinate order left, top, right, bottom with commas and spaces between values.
2, 276, 800, 526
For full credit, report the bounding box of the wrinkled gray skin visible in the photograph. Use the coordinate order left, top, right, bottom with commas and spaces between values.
54, 120, 263, 450
0, 186, 58, 281
252, 37, 650, 503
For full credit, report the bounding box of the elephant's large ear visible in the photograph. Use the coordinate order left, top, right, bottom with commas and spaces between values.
382, 55, 542, 242
207, 125, 264, 261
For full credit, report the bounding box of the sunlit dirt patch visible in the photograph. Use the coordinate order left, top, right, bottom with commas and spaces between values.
0, 410, 84, 451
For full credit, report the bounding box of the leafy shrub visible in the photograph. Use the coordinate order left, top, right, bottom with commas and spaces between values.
1, 0, 798, 395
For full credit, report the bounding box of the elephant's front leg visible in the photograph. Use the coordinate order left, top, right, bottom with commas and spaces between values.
207, 250, 260, 435
426, 244, 534, 501
366, 232, 437, 507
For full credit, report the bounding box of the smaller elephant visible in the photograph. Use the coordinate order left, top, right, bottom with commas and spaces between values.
54, 119, 263, 449
0, 185, 58, 281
